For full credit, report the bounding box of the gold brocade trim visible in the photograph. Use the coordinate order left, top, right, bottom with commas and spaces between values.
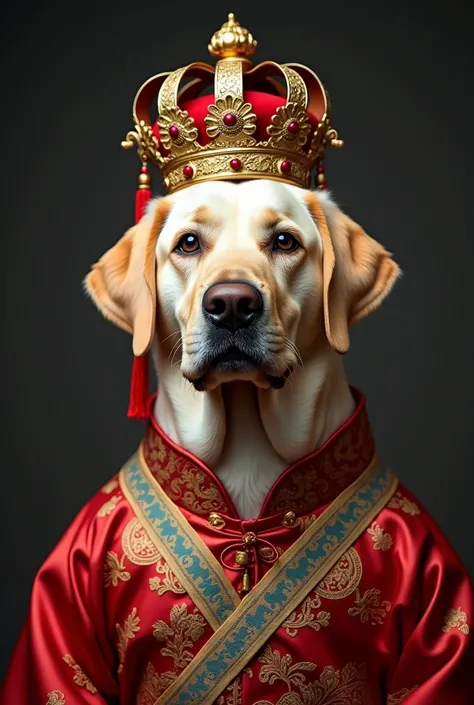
388, 492, 420, 516
119, 448, 240, 633
46, 692, 66, 705
163, 146, 310, 193
443, 607, 470, 635
153, 460, 398, 705
116, 607, 141, 673
387, 686, 418, 704
367, 523, 393, 551
97, 495, 122, 517
348, 588, 391, 626
62, 655, 97, 694
255, 649, 369, 705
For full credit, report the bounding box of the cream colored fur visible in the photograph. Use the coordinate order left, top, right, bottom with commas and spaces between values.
86, 181, 400, 518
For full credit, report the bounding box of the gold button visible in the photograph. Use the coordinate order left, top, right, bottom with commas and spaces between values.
208, 513, 226, 529
282, 511, 297, 527
235, 551, 249, 566
242, 531, 257, 547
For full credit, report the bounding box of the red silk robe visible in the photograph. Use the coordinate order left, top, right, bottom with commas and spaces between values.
1, 390, 473, 704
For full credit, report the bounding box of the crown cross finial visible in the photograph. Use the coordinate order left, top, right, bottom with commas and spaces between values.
208, 13, 257, 62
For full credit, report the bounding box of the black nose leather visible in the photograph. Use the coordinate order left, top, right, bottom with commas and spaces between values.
203, 281, 263, 332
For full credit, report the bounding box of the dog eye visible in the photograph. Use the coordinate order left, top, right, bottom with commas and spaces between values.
175, 234, 201, 254
273, 232, 300, 252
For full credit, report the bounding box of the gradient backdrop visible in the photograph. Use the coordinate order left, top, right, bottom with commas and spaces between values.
1, 0, 473, 682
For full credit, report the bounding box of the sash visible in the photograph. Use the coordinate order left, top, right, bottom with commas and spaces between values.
120, 447, 398, 705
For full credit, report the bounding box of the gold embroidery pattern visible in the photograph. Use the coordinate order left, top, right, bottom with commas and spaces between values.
348, 588, 391, 625
315, 548, 363, 600
97, 495, 122, 517
282, 595, 331, 636
216, 676, 245, 705
116, 607, 140, 672
443, 607, 470, 635
46, 692, 66, 705
137, 662, 176, 705
122, 517, 162, 565
387, 686, 418, 704
62, 655, 97, 693
149, 562, 186, 595
367, 523, 393, 551
143, 427, 230, 516
153, 603, 206, 671
255, 647, 369, 705
101, 478, 119, 494
388, 492, 420, 516
104, 551, 131, 587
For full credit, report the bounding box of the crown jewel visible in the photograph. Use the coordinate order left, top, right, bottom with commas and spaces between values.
121, 13, 343, 194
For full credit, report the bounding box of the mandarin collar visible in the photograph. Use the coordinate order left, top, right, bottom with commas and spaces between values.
141, 388, 375, 521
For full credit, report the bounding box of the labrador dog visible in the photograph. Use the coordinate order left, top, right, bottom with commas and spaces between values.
86, 179, 399, 518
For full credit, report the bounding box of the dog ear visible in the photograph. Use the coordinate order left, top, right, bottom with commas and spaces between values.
84, 197, 170, 356
305, 191, 400, 354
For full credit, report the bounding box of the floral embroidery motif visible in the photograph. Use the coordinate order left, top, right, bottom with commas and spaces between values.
367, 523, 393, 551
216, 676, 246, 705
116, 607, 141, 672
104, 551, 131, 587
387, 686, 418, 704
149, 562, 186, 596
282, 595, 331, 636
348, 588, 391, 625
315, 548, 363, 600
388, 492, 420, 516
101, 478, 119, 494
46, 692, 66, 705
97, 495, 122, 517
152, 603, 206, 671
122, 517, 162, 565
255, 648, 369, 705
443, 607, 470, 635
62, 655, 97, 693
137, 662, 176, 705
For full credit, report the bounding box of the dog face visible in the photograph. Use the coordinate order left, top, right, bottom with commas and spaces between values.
86, 180, 399, 391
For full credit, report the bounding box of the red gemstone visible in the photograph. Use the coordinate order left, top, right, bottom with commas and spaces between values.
280, 160, 291, 173
223, 112, 237, 127
140, 165, 149, 173
287, 121, 300, 134
317, 165, 325, 173
230, 158, 242, 171
169, 125, 180, 139
183, 165, 194, 179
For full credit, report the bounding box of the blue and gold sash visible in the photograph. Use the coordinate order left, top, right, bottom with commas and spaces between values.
120, 447, 397, 705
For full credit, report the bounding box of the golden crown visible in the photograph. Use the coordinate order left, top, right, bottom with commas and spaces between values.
121, 13, 343, 194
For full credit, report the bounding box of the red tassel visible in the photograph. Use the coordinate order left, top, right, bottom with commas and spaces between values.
127, 352, 150, 419
127, 163, 152, 419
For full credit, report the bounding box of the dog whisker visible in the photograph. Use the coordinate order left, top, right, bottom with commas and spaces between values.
160, 330, 181, 345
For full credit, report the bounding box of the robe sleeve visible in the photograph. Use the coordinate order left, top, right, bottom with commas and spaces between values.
386, 511, 474, 704
0, 493, 121, 704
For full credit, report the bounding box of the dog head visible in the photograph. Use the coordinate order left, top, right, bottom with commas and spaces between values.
85, 180, 400, 391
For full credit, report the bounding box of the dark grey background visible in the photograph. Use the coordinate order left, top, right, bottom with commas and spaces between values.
1, 0, 473, 683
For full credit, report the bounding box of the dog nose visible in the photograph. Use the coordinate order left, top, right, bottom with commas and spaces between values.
203, 281, 263, 332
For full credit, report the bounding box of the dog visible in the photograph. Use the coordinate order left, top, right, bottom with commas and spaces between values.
86, 179, 399, 518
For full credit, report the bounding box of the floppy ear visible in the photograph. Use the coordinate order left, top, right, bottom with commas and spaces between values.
84, 197, 170, 357
305, 191, 401, 354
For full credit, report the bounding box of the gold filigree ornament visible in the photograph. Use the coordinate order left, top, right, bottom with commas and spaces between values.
121, 14, 343, 194
122, 517, 162, 565
62, 655, 97, 694
205, 96, 257, 144
387, 686, 418, 704
315, 547, 363, 600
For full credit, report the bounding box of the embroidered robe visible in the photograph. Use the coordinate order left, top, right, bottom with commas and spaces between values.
1, 391, 473, 704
